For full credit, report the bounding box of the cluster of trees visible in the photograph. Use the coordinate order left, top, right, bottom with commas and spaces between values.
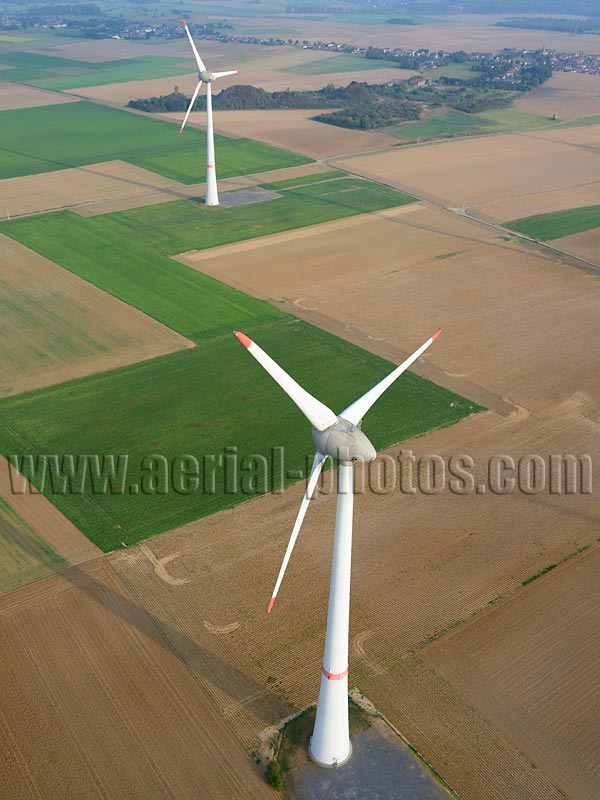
386, 17, 421, 25
315, 99, 419, 129
129, 63, 546, 130
496, 17, 600, 34
129, 84, 348, 113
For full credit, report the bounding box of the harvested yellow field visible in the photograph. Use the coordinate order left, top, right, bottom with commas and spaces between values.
0, 235, 192, 397
177, 203, 488, 297
512, 71, 600, 121
552, 228, 600, 264
473, 182, 600, 223
522, 122, 600, 149
0, 159, 192, 218
0, 83, 80, 111
0, 558, 275, 800
177, 203, 600, 412
172, 108, 399, 159
337, 132, 600, 208
425, 545, 600, 800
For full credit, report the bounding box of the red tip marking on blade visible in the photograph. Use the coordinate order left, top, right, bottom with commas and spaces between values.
432, 328, 442, 341
179, 128, 184, 134
182, 19, 187, 25
234, 331, 252, 349
267, 597, 276, 614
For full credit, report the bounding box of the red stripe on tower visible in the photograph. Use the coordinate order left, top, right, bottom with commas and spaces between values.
322, 665, 349, 681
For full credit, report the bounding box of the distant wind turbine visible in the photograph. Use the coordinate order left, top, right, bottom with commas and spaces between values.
234, 327, 441, 766
180, 20, 238, 206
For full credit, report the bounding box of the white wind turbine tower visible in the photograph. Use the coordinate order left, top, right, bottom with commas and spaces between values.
234, 327, 441, 766
180, 20, 238, 206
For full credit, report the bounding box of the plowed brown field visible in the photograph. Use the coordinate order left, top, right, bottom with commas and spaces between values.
425, 545, 600, 800
0, 558, 275, 799
0, 236, 192, 397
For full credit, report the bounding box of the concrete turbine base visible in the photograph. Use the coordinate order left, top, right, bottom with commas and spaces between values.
309, 737, 353, 769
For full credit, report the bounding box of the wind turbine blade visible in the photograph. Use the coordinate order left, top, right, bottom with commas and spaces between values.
212, 70, 239, 79
340, 329, 442, 426
180, 80, 202, 133
268, 452, 326, 613
233, 331, 338, 431
182, 20, 206, 71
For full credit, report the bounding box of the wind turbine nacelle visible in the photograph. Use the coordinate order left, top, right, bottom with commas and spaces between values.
200, 70, 215, 82
312, 418, 376, 464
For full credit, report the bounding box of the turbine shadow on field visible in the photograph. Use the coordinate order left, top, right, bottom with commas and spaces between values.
11, 529, 293, 726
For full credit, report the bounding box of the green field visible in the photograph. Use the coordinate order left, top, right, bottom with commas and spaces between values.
260, 169, 342, 190
1, 179, 414, 338
283, 54, 403, 75
553, 114, 600, 128
0, 174, 481, 549
0, 34, 35, 42
505, 205, 600, 240
395, 110, 490, 139
476, 108, 554, 132
395, 107, 555, 140
0, 320, 481, 550
0, 49, 193, 88
0, 496, 66, 592
0, 101, 310, 181
430, 62, 476, 80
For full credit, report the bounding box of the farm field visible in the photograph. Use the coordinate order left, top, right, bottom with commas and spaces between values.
0, 494, 66, 593
470, 182, 600, 224
0, 317, 478, 550
394, 110, 491, 140
62, 41, 415, 103
425, 544, 600, 800
552, 228, 600, 264
395, 109, 554, 141
282, 53, 404, 74
1, 179, 416, 340
107, 197, 600, 798
0, 454, 100, 568
108, 404, 600, 797
0, 235, 192, 398
175, 108, 400, 159
337, 129, 600, 208
512, 71, 600, 121
0, 160, 196, 219
0, 82, 80, 111
505, 204, 600, 241
0, 558, 275, 800
0, 49, 193, 89
0, 101, 310, 182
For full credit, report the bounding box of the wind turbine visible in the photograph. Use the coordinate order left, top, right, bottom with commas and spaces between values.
180, 20, 238, 206
233, 327, 441, 766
